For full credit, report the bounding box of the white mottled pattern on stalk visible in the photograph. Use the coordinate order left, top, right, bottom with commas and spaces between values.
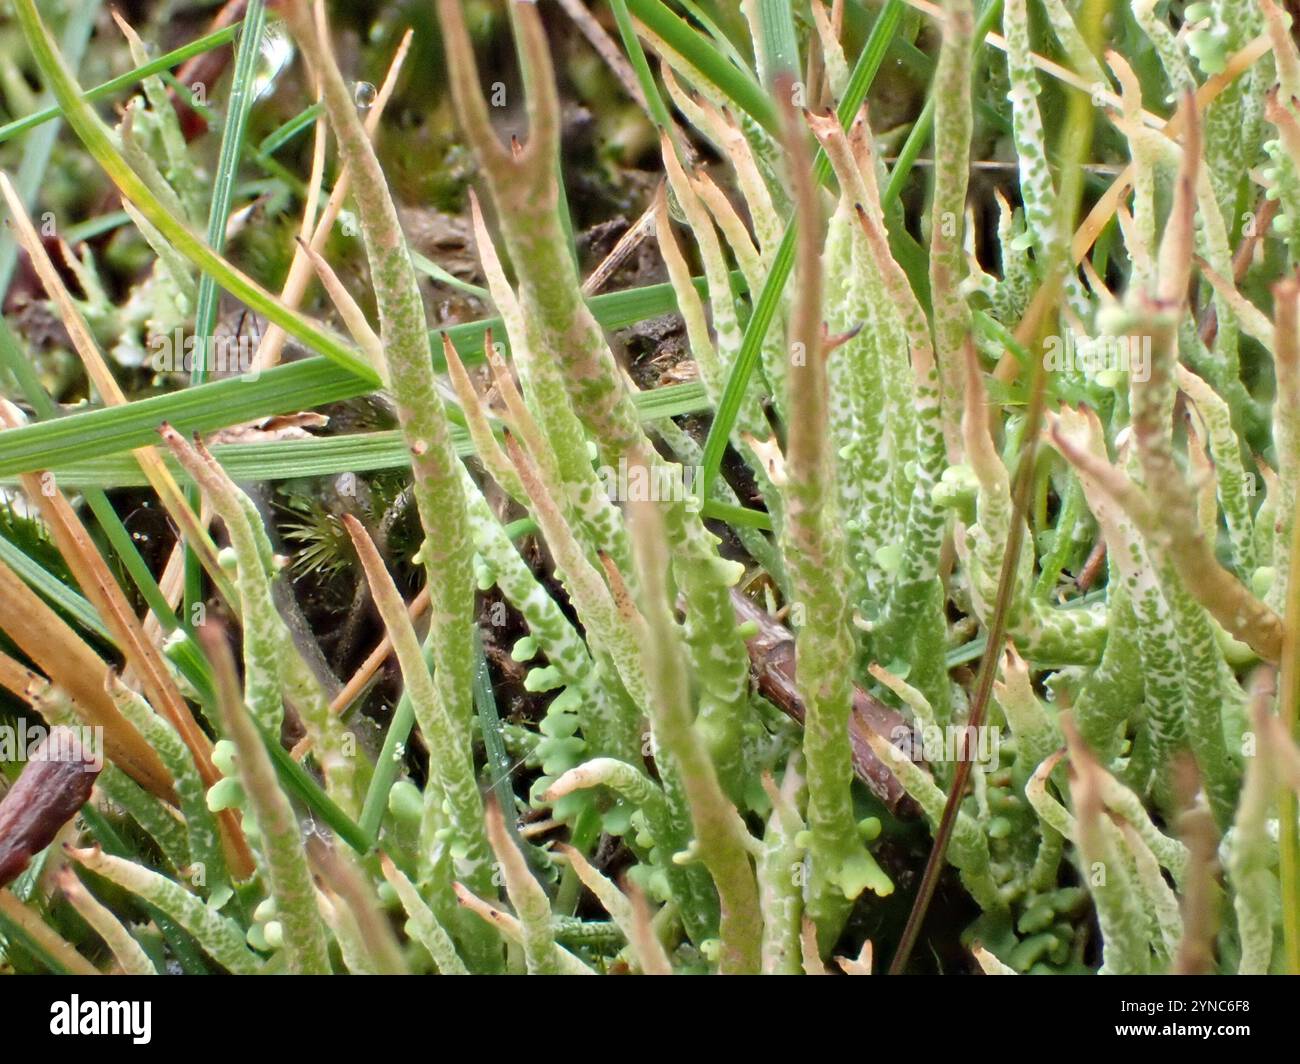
1121, 823, 1181, 966
1003, 0, 1089, 319
812, 118, 918, 607
1068, 770, 1150, 973
1116, 124, 1162, 292
864, 734, 1002, 910
1098, 770, 1189, 883
1178, 367, 1255, 572
381, 857, 469, 975
1055, 414, 1187, 770
507, 441, 660, 730
442, 1, 757, 803
462, 469, 640, 763
821, 203, 883, 605
215, 656, 332, 974
1003, 0, 1059, 253
1203, 0, 1265, 228
1040, 0, 1107, 87
993, 651, 1060, 782
1025, 760, 1077, 839
1269, 282, 1299, 615
1117, 563, 1189, 774
469, 202, 633, 573
462, 470, 589, 683
757, 777, 805, 974
1192, 158, 1244, 396
286, 2, 497, 970
631, 496, 762, 972
545, 756, 688, 875
1227, 719, 1277, 973
237, 481, 365, 814
349, 518, 493, 895
1159, 564, 1240, 827
1130, 0, 1196, 99
963, 390, 1109, 665
109, 678, 228, 893
484, 803, 583, 975
852, 129, 920, 536
68, 848, 261, 973
992, 192, 1033, 322
856, 42, 959, 706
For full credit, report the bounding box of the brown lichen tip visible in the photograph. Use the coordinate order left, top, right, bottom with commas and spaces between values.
0, 725, 102, 889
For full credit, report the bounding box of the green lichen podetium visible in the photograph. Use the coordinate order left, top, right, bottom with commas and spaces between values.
437, 0, 756, 804
282, 0, 502, 968
778, 88, 888, 947
160, 428, 367, 818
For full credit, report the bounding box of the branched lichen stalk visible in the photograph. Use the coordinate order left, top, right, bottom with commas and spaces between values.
779, 87, 889, 948
628, 491, 762, 974
281, 0, 484, 857
437, 0, 755, 804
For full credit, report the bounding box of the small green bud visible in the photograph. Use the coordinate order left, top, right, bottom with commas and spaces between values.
246, 923, 269, 951
212, 739, 238, 777
388, 779, 423, 827
206, 776, 244, 812
1251, 566, 1275, 598
524, 665, 564, 692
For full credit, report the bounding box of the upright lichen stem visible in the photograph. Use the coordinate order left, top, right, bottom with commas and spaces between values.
776, 80, 875, 947
281, 0, 497, 967
628, 489, 762, 974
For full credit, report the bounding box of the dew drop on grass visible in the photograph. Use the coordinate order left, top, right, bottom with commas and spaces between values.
354, 81, 378, 112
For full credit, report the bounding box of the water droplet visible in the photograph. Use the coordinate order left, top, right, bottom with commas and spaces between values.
353, 81, 377, 112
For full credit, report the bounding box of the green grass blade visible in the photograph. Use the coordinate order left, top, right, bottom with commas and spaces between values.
610, 0, 677, 131
10, 380, 710, 487
626, 0, 776, 132
259, 102, 326, 155
192, 1, 267, 387
185, 1, 268, 617
753, 0, 800, 82
0, 276, 714, 478
0, 22, 241, 147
